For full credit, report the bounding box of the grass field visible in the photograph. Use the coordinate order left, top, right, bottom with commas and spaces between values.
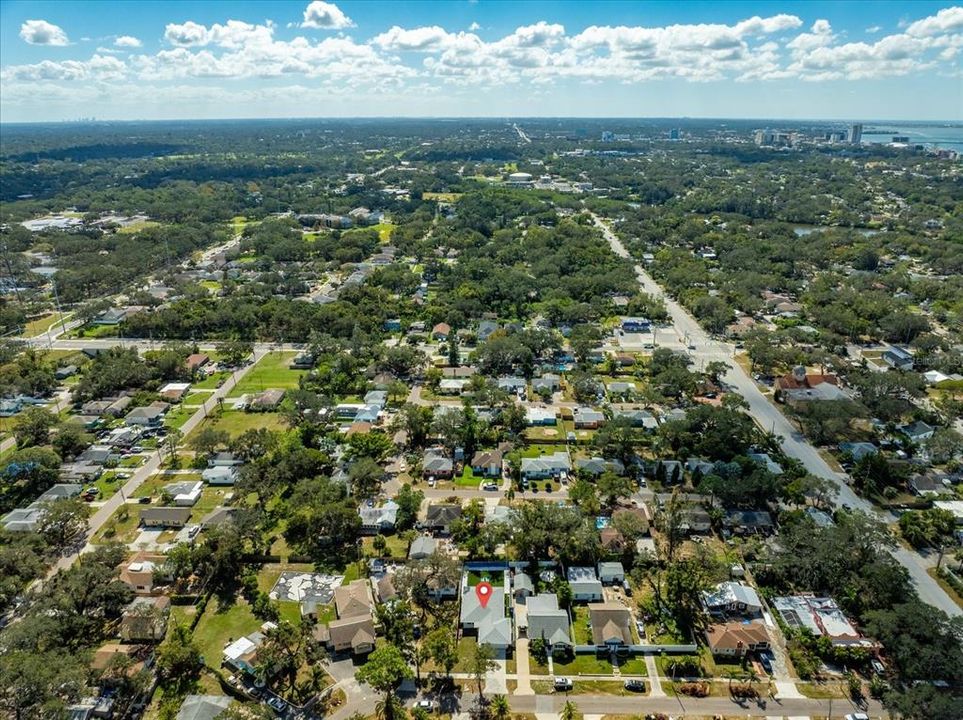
192, 371, 230, 390
20, 313, 69, 338
370, 221, 396, 242
552, 653, 614, 676
228, 352, 304, 397
192, 597, 262, 665
422, 192, 463, 202
164, 406, 196, 430
455, 466, 482, 488
115, 220, 161, 234
93, 504, 141, 544
187, 410, 286, 440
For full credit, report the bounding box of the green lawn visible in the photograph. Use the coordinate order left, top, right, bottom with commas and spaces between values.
93, 504, 141, 544
572, 606, 593, 645
362, 534, 409, 559
21, 312, 69, 337
616, 657, 648, 676
188, 487, 232, 523
552, 654, 614, 676
467, 569, 505, 587
186, 410, 285, 441
192, 372, 231, 390
132, 473, 202, 499
192, 598, 262, 666
183, 392, 211, 406
228, 352, 305, 397
455, 467, 482, 488
370, 222, 396, 242
164, 406, 197, 430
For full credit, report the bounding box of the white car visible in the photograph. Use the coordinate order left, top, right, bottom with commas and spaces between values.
416, 699, 436, 711
844, 714, 869, 720
553, 677, 573, 691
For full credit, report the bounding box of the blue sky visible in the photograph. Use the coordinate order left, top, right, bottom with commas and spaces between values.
1, 1, 961, 122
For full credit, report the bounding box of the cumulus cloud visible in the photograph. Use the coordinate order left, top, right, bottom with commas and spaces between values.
469, 22, 480, 32
165, 21, 209, 46
301, 1, 354, 30
906, 6, 963, 37
4, 6, 962, 102
866, 25, 882, 34
19, 19, 69, 46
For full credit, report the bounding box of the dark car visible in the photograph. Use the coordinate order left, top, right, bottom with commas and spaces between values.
759, 652, 773, 674
138, 496, 152, 504
624, 679, 645, 692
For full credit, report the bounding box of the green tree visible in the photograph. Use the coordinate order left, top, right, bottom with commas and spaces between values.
156, 623, 201, 687
51, 422, 92, 460
468, 641, 497, 701
355, 645, 413, 720
37, 497, 90, 552
597, 470, 633, 510
13, 407, 58, 448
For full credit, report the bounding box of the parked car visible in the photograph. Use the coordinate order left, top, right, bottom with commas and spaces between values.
138, 496, 151, 504
624, 679, 645, 692
415, 699, 436, 711
553, 677, 573, 691
871, 659, 885, 675
482, 482, 498, 491
759, 651, 773, 674
267, 696, 286, 712
844, 714, 869, 720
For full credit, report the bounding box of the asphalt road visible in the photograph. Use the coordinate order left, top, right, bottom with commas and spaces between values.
592, 213, 961, 618
40, 347, 266, 579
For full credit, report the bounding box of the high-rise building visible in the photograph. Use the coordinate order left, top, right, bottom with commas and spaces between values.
669, 128, 680, 140
849, 123, 863, 145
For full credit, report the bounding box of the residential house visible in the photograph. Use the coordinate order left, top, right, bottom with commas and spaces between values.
512, 572, 534, 600
899, 420, 936, 443
460, 583, 512, 652
471, 449, 503, 478
573, 407, 605, 429
521, 452, 570, 481
175, 695, 232, 720
250, 388, 285, 411
567, 566, 604, 602
119, 596, 170, 642
589, 603, 633, 647
702, 581, 763, 617
359, 500, 399, 535
723, 510, 775, 535
607, 381, 636, 399
55, 365, 78, 380
201, 507, 237, 529
599, 527, 625, 553
432, 322, 451, 341
185, 354, 210, 373
423, 504, 462, 534
526, 407, 557, 426
315, 615, 376, 656
201, 466, 237, 486
526, 593, 572, 653
159, 382, 191, 401
705, 620, 770, 658
438, 378, 469, 395
124, 402, 169, 427
620, 317, 651, 333
409, 536, 438, 560
497, 376, 527, 395
909, 473, 953, 498
163, 480, 203, 507
2, 507, 42, 533
773, 595, 869, 647
423, 450, 454, 479
882, 346, 914, 370
838, 442, 878, 461
531, 374, 561, 394
334, 579, 374, 619
576, 457, 625, 477
118, 551, 171, 595
748, 452, 784, 475
612, 408, 658, 430
774, 368, 848, 405
477, 320, 499, 341
223, 625, 272, 675
598, 561, 625, 584
140, 507, 192, 528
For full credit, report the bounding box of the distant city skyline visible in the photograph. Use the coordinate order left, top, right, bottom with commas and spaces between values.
1, 1, 961, 123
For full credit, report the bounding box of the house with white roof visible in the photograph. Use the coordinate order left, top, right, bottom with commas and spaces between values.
566, 566, 603, 602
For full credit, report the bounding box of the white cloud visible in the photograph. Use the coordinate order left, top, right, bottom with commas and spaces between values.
906, 6, 963, 37
115, 35, 142, 48
469, 22, 481, 32
733, 14, 802, 36
301, 1, 354, 30
19, 19, 69, 46
866, 25, 882, 34
2, 54, 125, 82
373, 26, 458, 52
165, 21, 210, 47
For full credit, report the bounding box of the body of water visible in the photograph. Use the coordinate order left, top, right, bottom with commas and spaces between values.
861, 124, 963, 153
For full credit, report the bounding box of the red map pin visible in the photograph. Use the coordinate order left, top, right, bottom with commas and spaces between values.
475, 581, 493, 609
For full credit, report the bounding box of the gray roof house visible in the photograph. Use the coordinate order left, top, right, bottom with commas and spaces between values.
899, 420, 936, 442
531, 374, 561, 393
521, 451, 570, 480
597, 561, 625, 584
566, 566, 604, 602
359, 500, 399, 534
526, 593, 572, 651
512, 572, 534, 599
460, 584, 511, 651
703, 581, 763, 617
409, 536, 438, 560
175, 695, 232, 720
576, 457, 625, 477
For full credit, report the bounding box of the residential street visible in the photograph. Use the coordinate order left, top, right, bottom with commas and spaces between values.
592, 213, 962, 619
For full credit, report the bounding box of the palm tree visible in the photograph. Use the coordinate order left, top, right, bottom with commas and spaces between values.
489, 694, 510, 720
560, 700, 578, 720
375, 694, 405, 720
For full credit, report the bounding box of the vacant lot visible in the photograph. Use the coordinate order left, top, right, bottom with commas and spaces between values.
187, 410, 286, 440
229, 352, 305, 397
